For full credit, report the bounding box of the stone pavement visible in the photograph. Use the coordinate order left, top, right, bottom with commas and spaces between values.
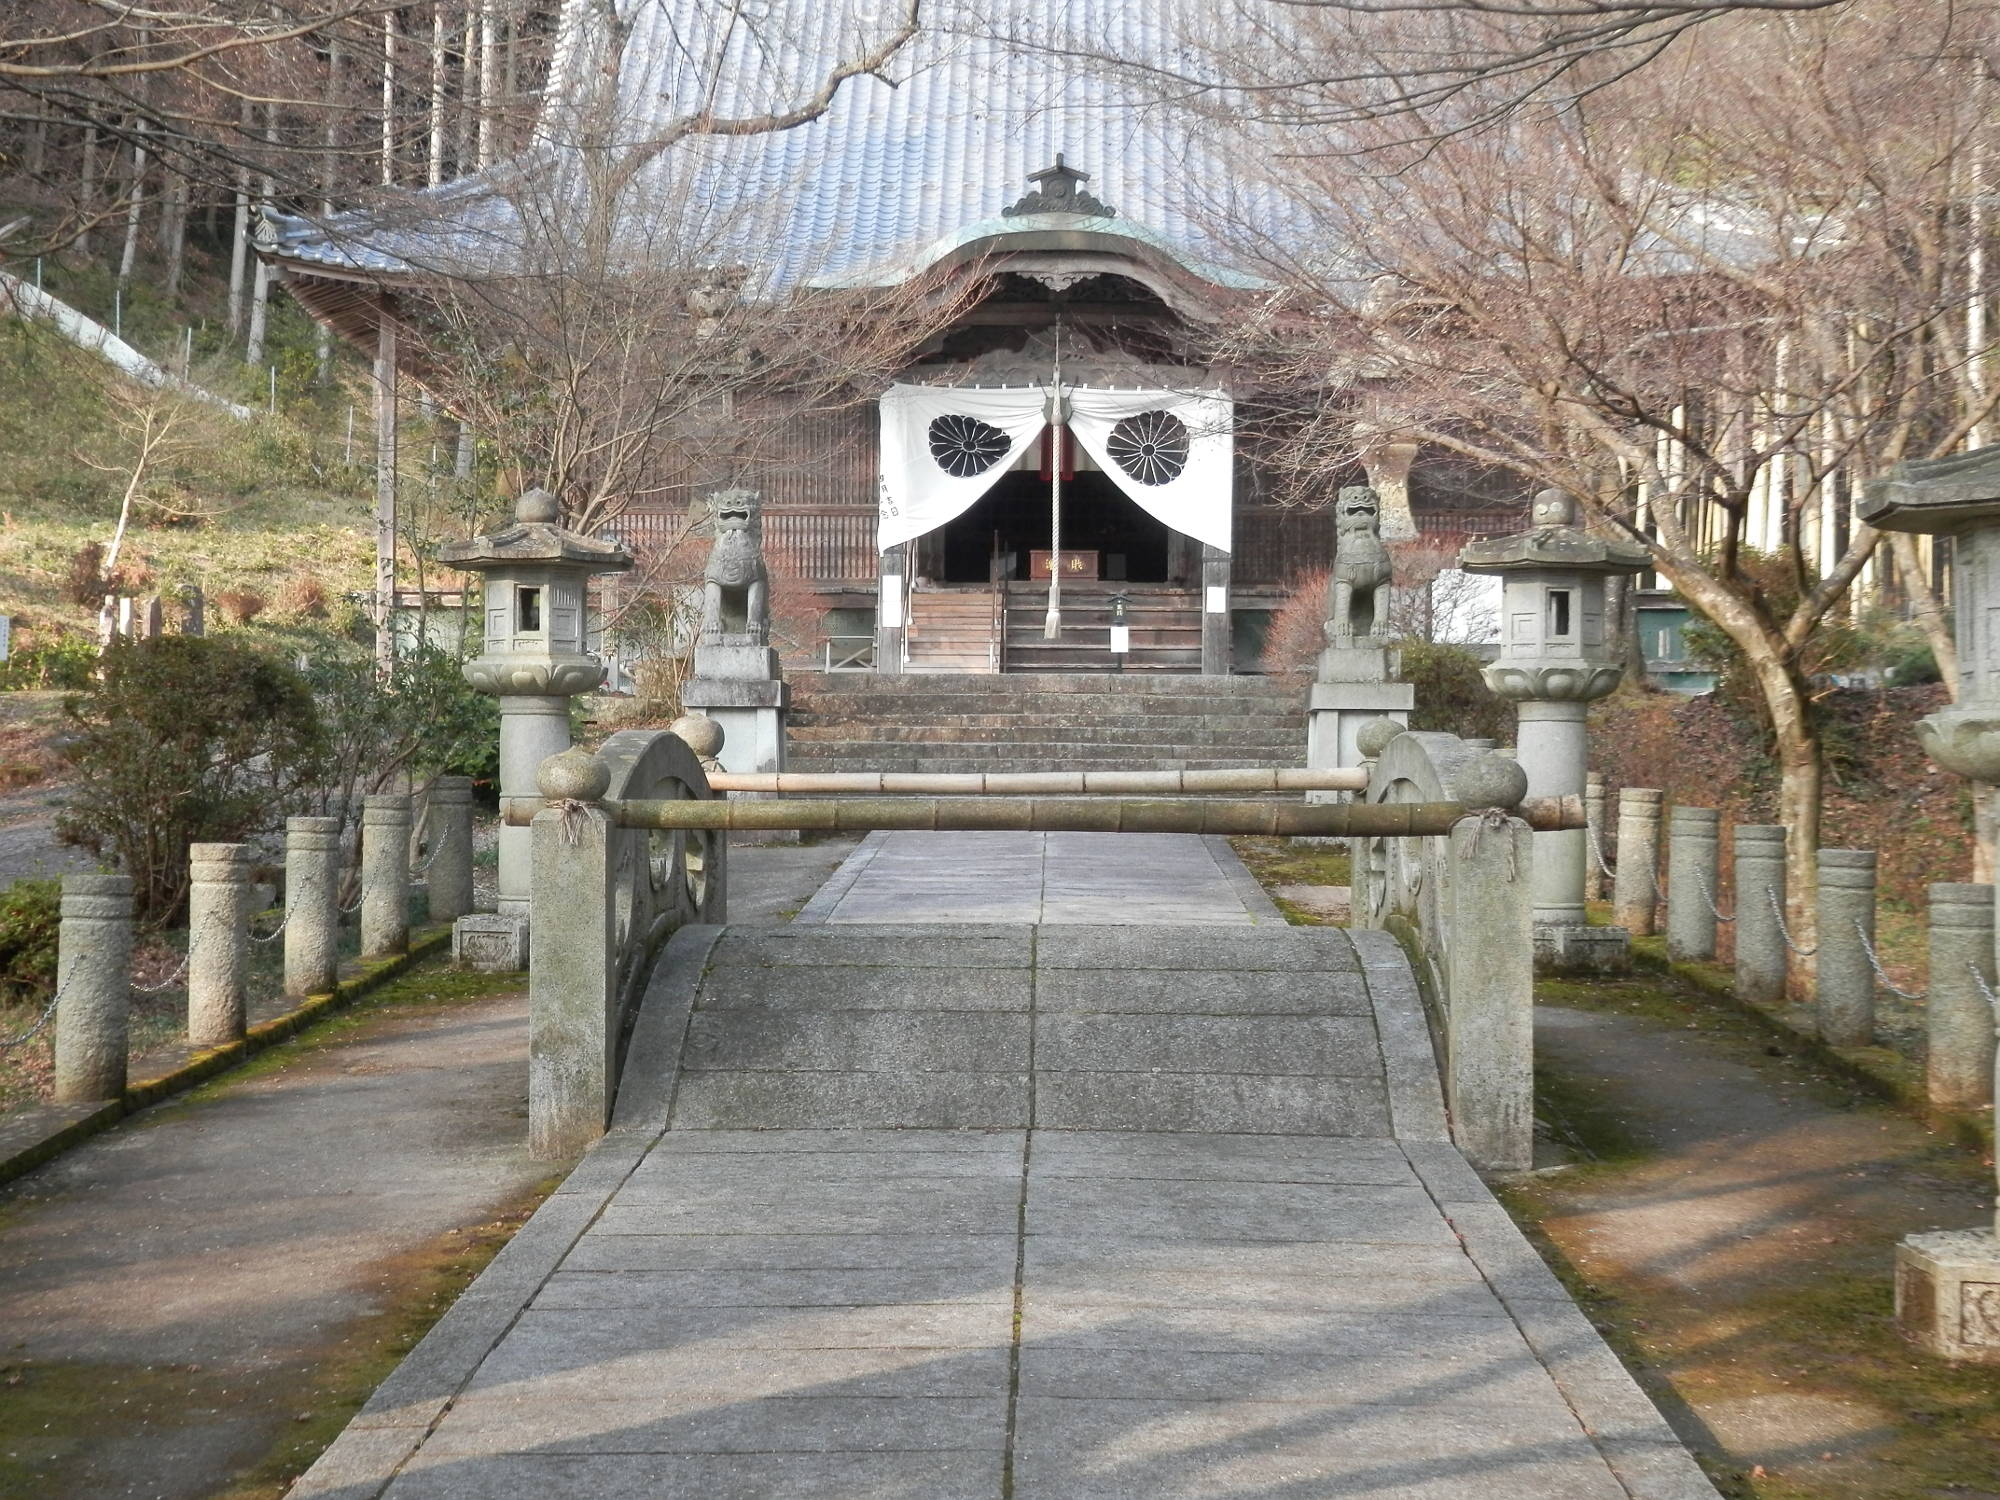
295, 835, 1716, 1499
797, 830, 1282, 924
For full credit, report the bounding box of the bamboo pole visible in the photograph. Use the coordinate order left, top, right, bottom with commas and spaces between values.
505, 795, 1585, 837
703, 768, 1371, 796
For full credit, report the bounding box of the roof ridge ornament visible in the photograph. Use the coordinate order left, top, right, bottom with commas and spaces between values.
1003, 154, 1115, 219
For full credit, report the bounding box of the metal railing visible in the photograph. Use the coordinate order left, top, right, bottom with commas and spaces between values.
819, 634, 877, 672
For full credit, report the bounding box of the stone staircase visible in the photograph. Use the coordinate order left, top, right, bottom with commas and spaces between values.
786, 671, 1308, 774
1002, 584, 1203, 673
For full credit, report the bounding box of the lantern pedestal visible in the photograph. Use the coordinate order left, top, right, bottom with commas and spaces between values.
1896, 1230, 2000, 1364
1461, 490, 1649, 974
438, 489, 632, 968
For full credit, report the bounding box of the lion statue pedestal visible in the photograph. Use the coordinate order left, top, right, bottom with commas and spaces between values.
1305, 486, 1413, 805
681, 490, 789, 811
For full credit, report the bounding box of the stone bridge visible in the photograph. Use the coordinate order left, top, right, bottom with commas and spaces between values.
292, 732, 1716, 1499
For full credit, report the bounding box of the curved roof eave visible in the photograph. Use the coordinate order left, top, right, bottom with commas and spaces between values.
808, 211, 1272, 297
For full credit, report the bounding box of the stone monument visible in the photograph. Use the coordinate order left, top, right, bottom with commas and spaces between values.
1461, 488, 1649, 972
1860, 445, 2000, 1363
679, 488, 787, 778
1306, 486, 1414, 790
439, 488, 631, 969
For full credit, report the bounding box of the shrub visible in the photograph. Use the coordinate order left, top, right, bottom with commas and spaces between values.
0, 879, 59, 1008
0, 630, 96, 691
214, 588, 268, 624
65, 542, 104, 606
301, 642, 500, 818
1402, 639, 1515, 742
55, 636, 323, 920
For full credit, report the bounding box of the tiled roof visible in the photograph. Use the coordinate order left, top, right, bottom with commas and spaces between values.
268, 0, 1275, 294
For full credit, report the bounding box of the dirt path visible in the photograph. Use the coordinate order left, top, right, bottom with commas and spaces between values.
1514, 981, 2000, 1498
0, 841, 852, 1499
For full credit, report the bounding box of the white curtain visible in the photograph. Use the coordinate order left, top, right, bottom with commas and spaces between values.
1065, 388, 1233, 555
877, 384, 1047, 551
877, 382, 1235, 556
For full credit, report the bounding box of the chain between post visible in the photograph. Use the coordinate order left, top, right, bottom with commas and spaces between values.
1851, 918, 1927, 1002
1586, 822, 1615, 878
1766, 885, 1818, 958
1695, 874, 1736, 924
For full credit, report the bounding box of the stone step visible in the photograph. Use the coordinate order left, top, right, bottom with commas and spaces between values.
789, 671, 1297, 697
789, 701, 1306, 725
788, 724, 1304, 748
672, 921, 1385, 1135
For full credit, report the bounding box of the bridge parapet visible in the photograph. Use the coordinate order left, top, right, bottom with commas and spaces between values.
527, 728, 727, 1157
1353, 725, 1536, 1171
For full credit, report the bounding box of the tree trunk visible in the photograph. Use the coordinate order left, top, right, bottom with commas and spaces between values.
226, 97, 253, 335
78, 125, 98, 255
1755, 648, 1822, 995
118, 123, 148, 284
162, 175, 188, 294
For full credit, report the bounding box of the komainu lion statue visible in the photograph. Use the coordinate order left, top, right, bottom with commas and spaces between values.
1326, 484, 1391, 642
699, 489, 768, 644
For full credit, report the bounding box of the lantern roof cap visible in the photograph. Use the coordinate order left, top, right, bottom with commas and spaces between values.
438, 489, 633, 575
1459, 489, 1649, 577
1860, 444, 2000, 535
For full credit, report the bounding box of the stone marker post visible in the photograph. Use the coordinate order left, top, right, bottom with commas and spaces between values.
1461, 489, 1649, 971
284, 815, 341, 998
1584, 772, 1606, 902
53, 873, 133, 1103
1926, 883, 1996, 1110
1612, 788, 1663, 937
1864, 444, 2000, 1361
424, 775, 475, 923
1666, 806, 1721, 961
1816, 848, 1878, 1046
361, 794, 412, 959
187, 843, 249, 1047
1734, 825, 1788, 1005
439, 489, 631, 970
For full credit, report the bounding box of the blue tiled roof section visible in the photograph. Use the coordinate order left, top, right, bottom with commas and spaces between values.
269, 0, 1281, 292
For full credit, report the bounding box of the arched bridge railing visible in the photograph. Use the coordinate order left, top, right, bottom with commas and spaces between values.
1354, 727, 1536, 1171
522, 727, 1566, 1164
527, 728, 727, 1157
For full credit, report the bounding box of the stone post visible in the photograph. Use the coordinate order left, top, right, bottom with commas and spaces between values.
1444, 811, 1537, 1173
1815, 849, 1877, 1046
284, 815, 341, 998
1925, 883, 1995, 1110
1584, 772, 1606, 902
1734, 824, 1788, 1005
1612, 788, 1663, 937
187, 843, 249, 1048
1666, 806, 1721, 962
424, 775, 475, 924
361, 794, 412, 959
53, 873, 133, 1103
529, 749, 617, 1158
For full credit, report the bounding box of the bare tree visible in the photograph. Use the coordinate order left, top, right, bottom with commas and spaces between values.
1203, 2, 2000, 952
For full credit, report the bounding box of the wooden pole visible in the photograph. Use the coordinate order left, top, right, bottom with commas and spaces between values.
506, 795, 1585, 837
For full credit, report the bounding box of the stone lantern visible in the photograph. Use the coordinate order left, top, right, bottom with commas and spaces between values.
1861, 445, 2000, 1364
438, 488, 631, 968
1460, 489, 1649, 969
